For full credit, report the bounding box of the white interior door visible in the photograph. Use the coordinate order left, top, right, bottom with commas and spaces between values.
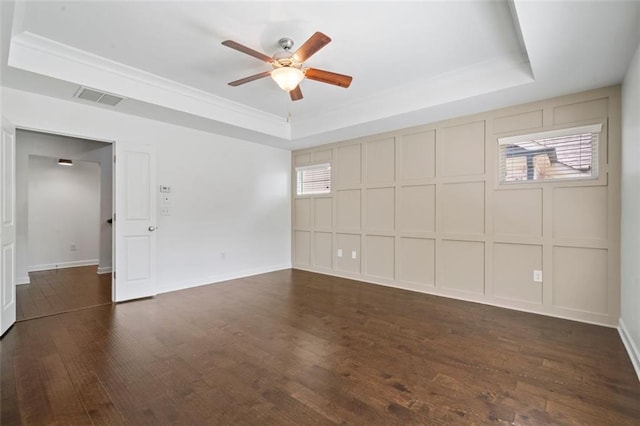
1, 117, 16, 336
113, 141, 157, 302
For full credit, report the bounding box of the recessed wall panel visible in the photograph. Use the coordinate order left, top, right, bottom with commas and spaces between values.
365, 187, 395, 232
313, 232, 332, 269
313, 149, 332, 163
365, 235, 394, 279
438, 121, 485, 177
366, 138, 395, 184
553, 98, 608, 125
294, 198, 310, 228
493, 243, 543, 304
441, 240, 484, 294
337, 144, 361, 187
294, 231, 311, 266
493, 110, 543, 134
493, 189, 542, 237
553, 187, 608, 239
553, 247, 607, 314
337, 190, 361, 230
336, 233, 361, 274
400, 130, 435, 180
398, 185, 435, 233
398, 237, 435, 288
314, 197, 332, 229
294, 153, 310, 166
441, 182, 485, 235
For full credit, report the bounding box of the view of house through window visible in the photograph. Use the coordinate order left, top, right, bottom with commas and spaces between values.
296, 163, 331, 195
498, 124, 602, 183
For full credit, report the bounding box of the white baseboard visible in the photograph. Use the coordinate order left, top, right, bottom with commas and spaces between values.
97, 266, 113, 274
157, 263, 292, 295
619, 318, 640, 382
16, 275, 30, 285
28, 259, 98, 272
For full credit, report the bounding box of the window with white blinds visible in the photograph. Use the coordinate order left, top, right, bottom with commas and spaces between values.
296, 163, 331, 195
498, 124, 602, 184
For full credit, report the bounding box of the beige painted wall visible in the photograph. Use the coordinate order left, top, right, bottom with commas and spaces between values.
292, 86, 621, 327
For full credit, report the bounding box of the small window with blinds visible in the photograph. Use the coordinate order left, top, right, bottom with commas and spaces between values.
498, 124, 602, 184
296, 163, 331, 195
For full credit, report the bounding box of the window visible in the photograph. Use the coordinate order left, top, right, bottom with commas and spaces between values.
296, 163, 331, 195
498, 124, 602, 184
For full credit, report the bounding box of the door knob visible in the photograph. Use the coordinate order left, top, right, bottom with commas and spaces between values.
148, 226, 156, 232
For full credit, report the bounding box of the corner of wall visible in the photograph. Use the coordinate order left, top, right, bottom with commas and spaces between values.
619, 318, 640, 382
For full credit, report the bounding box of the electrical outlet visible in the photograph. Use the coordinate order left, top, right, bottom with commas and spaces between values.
533, 270, 543, 283
160, 206, 171, 216
351, 250, 357, 259
70, 243, 77, 251
337, 249, 342, 257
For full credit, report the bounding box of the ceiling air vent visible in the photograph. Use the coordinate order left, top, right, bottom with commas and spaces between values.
74, 87, 124, 106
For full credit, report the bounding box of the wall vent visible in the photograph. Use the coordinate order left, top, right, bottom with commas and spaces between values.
74, 87, 124, 106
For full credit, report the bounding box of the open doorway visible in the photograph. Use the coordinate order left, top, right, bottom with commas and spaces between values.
14, 130, 113, 320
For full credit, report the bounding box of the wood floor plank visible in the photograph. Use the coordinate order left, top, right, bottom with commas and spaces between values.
2, 269, 639, 424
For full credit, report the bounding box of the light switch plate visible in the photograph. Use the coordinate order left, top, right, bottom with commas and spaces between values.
351, 251, 357, 259
533, 270, 543, 283
337, 249, 343, 257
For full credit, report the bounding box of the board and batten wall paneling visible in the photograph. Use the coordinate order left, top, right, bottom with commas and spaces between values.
292, 86, 621, 327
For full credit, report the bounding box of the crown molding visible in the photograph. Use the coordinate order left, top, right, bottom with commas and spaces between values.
8, 31, 291, 140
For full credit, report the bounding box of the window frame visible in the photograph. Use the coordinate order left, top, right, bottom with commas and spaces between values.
497, 123, 602, 186
295, 162, 332, 196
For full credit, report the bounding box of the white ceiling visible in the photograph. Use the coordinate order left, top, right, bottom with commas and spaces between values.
1, 1, 639, 150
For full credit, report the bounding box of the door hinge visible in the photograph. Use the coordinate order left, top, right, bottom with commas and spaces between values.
113, 272, 116, 280
113, 155, 116, 163
113, 213, 116, 221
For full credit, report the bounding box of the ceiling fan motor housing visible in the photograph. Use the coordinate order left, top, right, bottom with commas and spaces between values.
278, 37, 295, 51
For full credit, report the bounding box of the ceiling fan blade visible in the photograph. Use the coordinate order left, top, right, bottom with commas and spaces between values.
290, 85, 303, 101
228, 71, 272, 86
222, 40, 273, 63
293, 32, 331, 62
305, 68, 353, 88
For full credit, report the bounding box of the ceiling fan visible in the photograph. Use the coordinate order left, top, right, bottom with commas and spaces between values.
222, 32, 353, 101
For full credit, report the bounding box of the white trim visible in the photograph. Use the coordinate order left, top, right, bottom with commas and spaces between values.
497, 123, 603, 145
16, 275, 30, 285
28, 259, 98, 272
619, 319, 640, 382
97, 266, 112, 275
8, 31, 289, 140
294, 162, 331, 172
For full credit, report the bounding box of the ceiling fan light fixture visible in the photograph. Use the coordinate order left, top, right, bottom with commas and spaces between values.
271, 67, 304, 92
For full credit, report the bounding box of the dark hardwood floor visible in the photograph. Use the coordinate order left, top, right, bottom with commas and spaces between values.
16, 266, 112, 321
2, 269, 639, 424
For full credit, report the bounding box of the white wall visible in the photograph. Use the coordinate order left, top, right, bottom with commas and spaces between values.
28, 155, 100, 271
620, 42, 640, 379
3, 87, 291, 294
15, 130, 113, 283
